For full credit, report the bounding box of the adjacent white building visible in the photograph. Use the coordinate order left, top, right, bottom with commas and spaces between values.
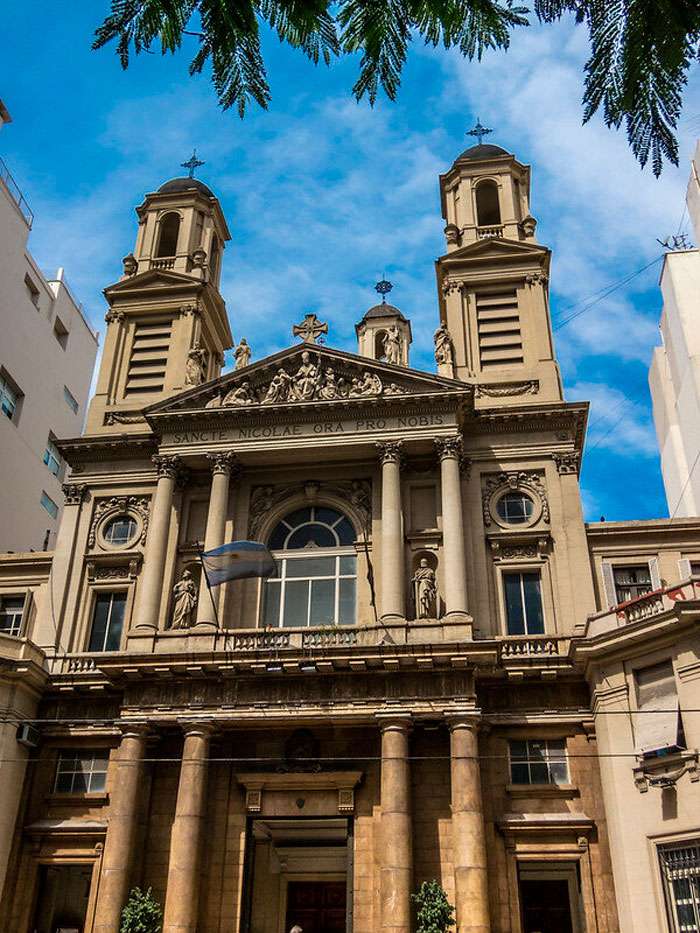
649, 142, 700, 517
0, 101, 98, 552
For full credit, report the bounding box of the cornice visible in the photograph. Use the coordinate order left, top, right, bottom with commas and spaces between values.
56, 434, 158, 466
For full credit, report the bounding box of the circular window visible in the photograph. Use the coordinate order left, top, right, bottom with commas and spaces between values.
496, 492, 534, 525
102, 515, 138, 547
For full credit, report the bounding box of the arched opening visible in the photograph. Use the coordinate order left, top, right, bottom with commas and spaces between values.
374, 330, 387, 360
475, 180, 501, 227
155, 212, 181, 257
210, 234, 220, 281
262, 506, 357, 628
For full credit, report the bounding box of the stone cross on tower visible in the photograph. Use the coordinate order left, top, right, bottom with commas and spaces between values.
467, 118, 492, 145
293, 313, 328, 344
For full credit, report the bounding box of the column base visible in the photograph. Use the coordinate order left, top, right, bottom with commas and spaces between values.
441, 611, 473, 637
190, 619, 218, 633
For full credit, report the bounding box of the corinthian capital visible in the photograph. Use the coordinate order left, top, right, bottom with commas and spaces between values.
152, 455, 181, 479
62, 483, 87, 506
207, 451, 241, 477
376, 441, 404, 466
434, 435, 463, 462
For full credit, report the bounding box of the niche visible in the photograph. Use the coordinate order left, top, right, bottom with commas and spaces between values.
411, 551, 440, 620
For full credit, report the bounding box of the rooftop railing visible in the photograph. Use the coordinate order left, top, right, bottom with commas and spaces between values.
0, 157, 34, 228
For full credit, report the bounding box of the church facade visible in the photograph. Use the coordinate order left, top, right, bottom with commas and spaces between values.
0, 142, 699, 933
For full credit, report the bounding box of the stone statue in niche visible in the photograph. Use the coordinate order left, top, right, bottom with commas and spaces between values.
412, 558, 437, 619
223, 380, 256, 406
383, 325, 402, 365
234, 337, 251, 370
434, 324, 454, 368
171, 569, 198, 629
185, 343, 208, 386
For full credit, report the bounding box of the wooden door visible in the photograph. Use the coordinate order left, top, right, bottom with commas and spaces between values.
285, 880, 346, 933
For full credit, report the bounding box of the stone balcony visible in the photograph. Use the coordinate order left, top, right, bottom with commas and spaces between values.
584, 576, 700, 640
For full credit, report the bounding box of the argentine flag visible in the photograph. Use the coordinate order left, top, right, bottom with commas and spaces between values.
200, 540, 276, 587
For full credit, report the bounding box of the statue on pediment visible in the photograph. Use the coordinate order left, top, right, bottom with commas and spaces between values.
185, 343, 208, 386
234, 337, 251, 370
383, 324, 402, 365
171, 569, 197, 629
223, 380, 256, 406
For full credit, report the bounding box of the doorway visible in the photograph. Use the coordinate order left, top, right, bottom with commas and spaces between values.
518, 863, 582, 933
285, 880, 346, 933
32, 863, 93, 933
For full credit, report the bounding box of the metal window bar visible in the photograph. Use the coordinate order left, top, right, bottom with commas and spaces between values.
660, 844, 700, 933
0, 157, 34, 227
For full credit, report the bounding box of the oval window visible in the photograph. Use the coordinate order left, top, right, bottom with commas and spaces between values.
496, 492, 534, 525
103, 515, 137, 547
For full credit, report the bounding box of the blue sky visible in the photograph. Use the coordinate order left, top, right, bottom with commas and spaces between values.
2, 5, 699, 521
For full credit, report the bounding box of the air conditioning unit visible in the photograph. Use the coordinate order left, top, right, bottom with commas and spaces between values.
16, 723, 40, 748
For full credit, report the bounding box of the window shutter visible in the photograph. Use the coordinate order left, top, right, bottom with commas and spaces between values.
649, 556, 661, 590
635, 661, 680, 754
601, 562, 616, 608
678, 559, 692, 581
20, 589, 33, 637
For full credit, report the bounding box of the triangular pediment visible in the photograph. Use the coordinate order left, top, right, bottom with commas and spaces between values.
104, 268, 205, 297
439, 237, 549, 265
146, 343, 470, 418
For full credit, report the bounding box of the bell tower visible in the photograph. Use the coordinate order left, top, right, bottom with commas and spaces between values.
86, 171, 234, 434
435, 136, 562, 403
356, 280, 412, 367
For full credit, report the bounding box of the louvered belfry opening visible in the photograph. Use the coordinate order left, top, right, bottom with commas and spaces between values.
476, 289, 523, 368
125, 317, 172, 395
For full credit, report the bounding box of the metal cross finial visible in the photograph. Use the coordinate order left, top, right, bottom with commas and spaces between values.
181, 148, 205, 178
375, 277, 393, 305
292, 313, 329, 344
467, 118, 492, 146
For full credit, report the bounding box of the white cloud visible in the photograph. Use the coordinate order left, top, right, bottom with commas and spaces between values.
569, 380, 658, 457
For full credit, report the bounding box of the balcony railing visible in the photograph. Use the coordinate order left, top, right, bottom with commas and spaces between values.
0, 157, 34, 227
476, 224, 504, 239
587, 577, 700, 638
150, 256, 176, 270
499, 636, 564, 659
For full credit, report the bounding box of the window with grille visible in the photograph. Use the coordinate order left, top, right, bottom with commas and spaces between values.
509, 738, 569, 785
54, 749, 109, 794
659, 842, 700, 932
125, 318, 172, 395
613, 565, 652, 603
0, 595, 25, 636
503, 571, 544, 635
88, 592, 126, 652
263, 507, 357, 628
476, 290, 523, 368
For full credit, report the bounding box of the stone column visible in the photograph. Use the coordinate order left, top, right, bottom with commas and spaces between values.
93, 725, 149, 933
448, 713, 490, 933
435, 436, 468, 620
377, 442, 405, 622
378, 714, 413, 933
162, 724, 213, 933
195, 452, 239, 628
132, 455, 180, 631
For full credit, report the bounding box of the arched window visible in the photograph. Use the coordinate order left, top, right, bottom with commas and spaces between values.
475, 181, 501, 227
263, 506, 357, 628
210, 234, 220, 281
155, 212, 181, 258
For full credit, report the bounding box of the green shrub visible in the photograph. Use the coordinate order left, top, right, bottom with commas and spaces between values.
120, 887, 162, 933
412, 879, 455, 933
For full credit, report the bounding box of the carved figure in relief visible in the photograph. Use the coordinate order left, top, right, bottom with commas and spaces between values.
223, 380, 256, 406
351, 371, 383, 397
171, 569, 197, 629
385, 382, 402, 396
185, 343, 208, 386
291, 351, 320, 401
204, 392, 222, 409
383, 325, 402, 365
319, 368, 339, 400
434, 324, 454, 367
263, 369, 292, 404
412, 558, 437, 619
234, 338, 251, 370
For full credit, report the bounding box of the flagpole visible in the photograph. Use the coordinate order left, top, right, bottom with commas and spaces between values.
196, 541, 222, 630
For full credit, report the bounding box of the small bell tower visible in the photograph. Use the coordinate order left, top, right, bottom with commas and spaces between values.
434, 127, 562, 403
86, 156, 234, 434
356, 279, 412, 367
